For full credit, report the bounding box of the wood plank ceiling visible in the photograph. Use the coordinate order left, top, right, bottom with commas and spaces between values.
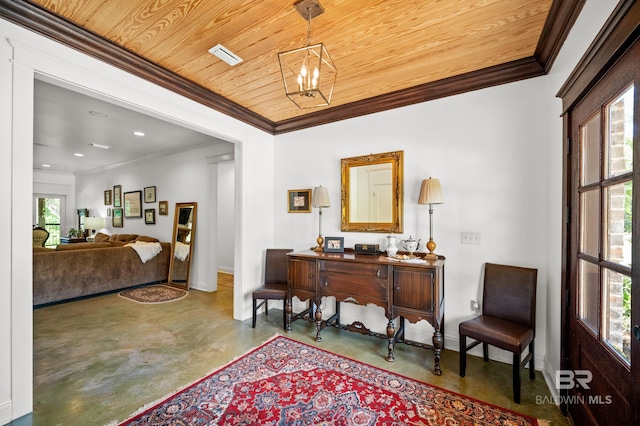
1, 0, 583, 134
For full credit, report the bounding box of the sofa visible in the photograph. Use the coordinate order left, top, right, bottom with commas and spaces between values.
33, 233, 171, 306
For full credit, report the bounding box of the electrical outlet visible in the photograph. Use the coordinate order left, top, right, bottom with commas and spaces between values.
470, 300, 481, 313
461, 232, 481, 245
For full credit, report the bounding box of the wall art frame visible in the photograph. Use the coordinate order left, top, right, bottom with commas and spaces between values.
144, 186, 156, 203
113, 185, 122, 207
112, 208, 123, 227
288, 189, 312, 213
145, 208, 156, 224
104, 189, 112, 205
124, 190, 142, 218
159, 200, 168, 215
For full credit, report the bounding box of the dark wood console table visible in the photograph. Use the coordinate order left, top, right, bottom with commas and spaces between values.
286, 250, 445, 375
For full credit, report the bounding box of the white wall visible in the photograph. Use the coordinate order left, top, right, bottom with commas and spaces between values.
217, 161, 236, 273
274, 78, 550, 360
0, 32, 12, 424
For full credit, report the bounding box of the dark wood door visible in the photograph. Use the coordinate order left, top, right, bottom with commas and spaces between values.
565, 39, 640, 425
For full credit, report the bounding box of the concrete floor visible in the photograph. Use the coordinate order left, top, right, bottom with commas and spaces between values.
12, 285, 570, 425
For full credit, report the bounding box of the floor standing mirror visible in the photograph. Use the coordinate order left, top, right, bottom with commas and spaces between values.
168, 202, 197, 290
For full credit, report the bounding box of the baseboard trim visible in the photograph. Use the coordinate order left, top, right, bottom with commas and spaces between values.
542, 356, 561, 402
0, 400, 12, 426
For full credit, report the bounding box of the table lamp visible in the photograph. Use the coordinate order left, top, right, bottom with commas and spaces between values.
418, 178, 444, 258
311, 185, 330, 251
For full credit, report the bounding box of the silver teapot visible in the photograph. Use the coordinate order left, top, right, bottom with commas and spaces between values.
401, 236, 420, 256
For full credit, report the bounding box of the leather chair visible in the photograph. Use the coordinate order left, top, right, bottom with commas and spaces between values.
33, 227, 50, 247
459, 262, 537, 403
252, 248, 292, 329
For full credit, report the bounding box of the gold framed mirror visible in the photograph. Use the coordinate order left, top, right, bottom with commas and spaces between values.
168, 202, 197, 290
341, 151, 403, 233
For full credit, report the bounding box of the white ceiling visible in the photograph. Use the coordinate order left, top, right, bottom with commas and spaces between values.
33, 77, 231, 174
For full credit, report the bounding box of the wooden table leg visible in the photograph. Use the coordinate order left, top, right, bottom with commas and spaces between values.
432, 328, 443, 375
386, 320, 395, 362
285, 298, 293, 333
315, 304, 323, 341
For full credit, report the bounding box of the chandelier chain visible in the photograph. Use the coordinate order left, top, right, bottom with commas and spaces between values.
306, 8, 312, 46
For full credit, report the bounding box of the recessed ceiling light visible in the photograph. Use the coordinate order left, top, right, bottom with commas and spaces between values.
74, 153, 84, 157
42, 164, 50, 168
89, 143, 111, 150
89, 110, 108, 118
133, 131, 145, 136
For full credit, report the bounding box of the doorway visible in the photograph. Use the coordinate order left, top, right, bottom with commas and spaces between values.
563, 39, 639, 425
33, 194, 65, 247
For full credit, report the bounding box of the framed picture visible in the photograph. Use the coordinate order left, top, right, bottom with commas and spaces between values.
113, 185, 122, 207
124, 190, 143, 218
145, 208, 156, 224
159, 200, 168, 215
104, 189, 112, 205
287, 189, 312, 213
112, 208, 123, 228
144, 186, 156, 203
107, 208, 111, 217
324, 236, 345, 253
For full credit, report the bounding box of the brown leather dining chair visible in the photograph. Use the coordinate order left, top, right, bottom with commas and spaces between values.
252, 248, 292, 329
459, 262, 538, 403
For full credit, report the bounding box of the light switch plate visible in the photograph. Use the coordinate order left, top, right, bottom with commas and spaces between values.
461, 232, 481, 245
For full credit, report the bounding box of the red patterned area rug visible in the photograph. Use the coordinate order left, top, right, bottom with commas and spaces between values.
118, 285, 187, 304
118, 335, 540, 425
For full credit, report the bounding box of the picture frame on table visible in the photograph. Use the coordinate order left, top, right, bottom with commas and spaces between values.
112, 208, 123, 227
124, 190, 143, 218
144, 186, 156, 203
104, 189, 112, 205
324, 236, 345, 253
287, 189, 312, 213
145, 208, 156, 225
113, 185, 122, 207
159, 200, 168, 215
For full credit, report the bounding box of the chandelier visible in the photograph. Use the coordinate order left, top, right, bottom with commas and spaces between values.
278, 0, 337, 109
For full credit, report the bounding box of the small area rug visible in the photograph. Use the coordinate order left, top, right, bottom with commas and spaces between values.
118, 285, 187, 304
118, 335, 540, 425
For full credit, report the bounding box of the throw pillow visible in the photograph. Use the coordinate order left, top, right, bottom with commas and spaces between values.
94, 232, 110, 243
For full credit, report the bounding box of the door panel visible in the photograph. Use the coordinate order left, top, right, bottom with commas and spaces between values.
566, 40, 639, 424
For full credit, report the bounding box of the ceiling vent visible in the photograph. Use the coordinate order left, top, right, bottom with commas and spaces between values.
208, 44, 243, 66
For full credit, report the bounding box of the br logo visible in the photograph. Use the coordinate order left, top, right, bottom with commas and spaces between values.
556, 370, 592, 390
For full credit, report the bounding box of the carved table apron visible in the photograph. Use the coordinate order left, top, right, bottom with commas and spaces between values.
286, 250, 445, 375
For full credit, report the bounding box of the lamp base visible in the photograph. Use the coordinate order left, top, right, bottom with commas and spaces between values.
425, 238, 437, 259
311, 235, 324, 252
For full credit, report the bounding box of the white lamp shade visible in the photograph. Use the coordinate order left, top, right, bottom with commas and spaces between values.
84, 216, 105, 230
312, 185, 330, 208
418, 178, 444, 205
